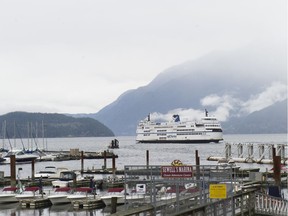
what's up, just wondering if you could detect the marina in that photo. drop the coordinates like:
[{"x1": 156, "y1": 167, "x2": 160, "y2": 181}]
[{"x1": 0, "y1": 134, "x2": 287, "y2": 215}]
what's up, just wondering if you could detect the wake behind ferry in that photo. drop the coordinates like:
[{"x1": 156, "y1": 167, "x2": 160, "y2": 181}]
[{"x1": 136, "y1": 110, "x2": 223, "y2": 143}]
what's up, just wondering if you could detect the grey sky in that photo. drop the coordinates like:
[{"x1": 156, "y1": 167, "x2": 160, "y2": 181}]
[{"x1": 0, "y1": 0, "x2": 286, "y2": 115}]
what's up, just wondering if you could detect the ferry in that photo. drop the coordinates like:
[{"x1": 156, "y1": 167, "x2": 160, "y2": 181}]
[{"x1": 136, "y1": 110, "x2": 223, "y2": 143}]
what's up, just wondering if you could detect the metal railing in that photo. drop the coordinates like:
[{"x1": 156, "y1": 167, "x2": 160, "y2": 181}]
[{"x1": 255, "y1": 192, "x2": 288, "y2": 216}]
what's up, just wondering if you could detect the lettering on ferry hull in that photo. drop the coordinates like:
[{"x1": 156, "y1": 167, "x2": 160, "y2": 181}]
[{"x1": 161, "y1": 165, "x2": 193, "y2": 178}]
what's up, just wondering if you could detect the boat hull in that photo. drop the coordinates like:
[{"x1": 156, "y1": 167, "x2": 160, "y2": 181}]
[
  {"x1": 0, "y1": 194, "x2": 18, "y2": 203},
  {"x1": 101, "y1": 195, "x2": 125, "y2": 206},
  {"x1": 137, "y1": 139, "x2": 222, "y2": 143},
  {"x1": 48, "y1": 195, "x2": 70, "y2": 205}
]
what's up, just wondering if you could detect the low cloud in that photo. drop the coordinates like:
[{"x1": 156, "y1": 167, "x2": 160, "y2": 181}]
[
  {"x1": 149, "y1": 82, "x2": 287, "y2": 122},
  {"x1": 240, "y1": 82, "x2": 287, "y2": 114}
]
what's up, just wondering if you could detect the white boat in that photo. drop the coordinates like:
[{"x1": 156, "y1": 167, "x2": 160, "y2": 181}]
[
  {"x1": 48, "y1": 187, "x2": 73, "y2": 205},
  {"x1": 0, "y1": 187, "x2": 19, "y2": 203},
  {"x1": 3, "y1": 149, "x2": 39, "y2": 163},
  {"x1": 52, "y1": 171, "x2": 83, "y2": 188},
  {"x1": 35, "y1": 166, "x2": 69, "y2": 179},
  {"x1": 136, "y1": 110, "x2": 223, "y2": 143},
  {"x1": 67, "y1": 187, "x2": 98, "y2": 203},
  {"x1": 125, "y1": 192, "x2": 147, "y2": 203},
  {"x1": 100, "y1": 187, "x2": 125, "y2": 206},
  {"x1": 15, "y1": 187, "x2": 44, "y2": 200}
]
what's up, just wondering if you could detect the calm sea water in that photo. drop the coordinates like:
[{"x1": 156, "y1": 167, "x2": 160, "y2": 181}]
[{"x1": 0, "y1": 134, "x2": 287, "y2": 215}]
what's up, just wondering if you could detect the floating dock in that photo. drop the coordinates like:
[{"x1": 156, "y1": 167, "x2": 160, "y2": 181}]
[
  {"x1": 20, "y1": 198, "x2": 52, "y2": 208},
  {"x1": 72, "y1": 198, "x2": 105, "y2": 209}
]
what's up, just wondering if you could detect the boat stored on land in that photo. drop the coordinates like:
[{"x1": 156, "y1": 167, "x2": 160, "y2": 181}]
[{"x1": 136, "y1": 110, "x2": 223, "y2": 143}]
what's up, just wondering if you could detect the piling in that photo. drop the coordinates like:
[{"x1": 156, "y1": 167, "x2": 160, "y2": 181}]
[
  {"x1": 195, "y1": 150, "x2": 200, "y2": 181},
  {"x1": 81, "y1": 151, "x2": 84, "y2": 173},
  {"x1": 112, "y1": 154, "x2": 116, "y2": 175},
  {"x1": 146, "y1": 150, "x2": 149, "y2": 167},
  {"x1": 10, "y1": 155, "x2": 16, "y2": 187},
  {"x1": 104, "y1": 151, "x2": 107, "y2": 169},
  {"x1": 273, "y1": 147, "x2": 281, "y2": 187},
  {"x1": 31, "y1": 159, "x2": 35, "y2": 181},
  {"x1": 110, "y1": 197, "x2": 118, "y2": 214}
]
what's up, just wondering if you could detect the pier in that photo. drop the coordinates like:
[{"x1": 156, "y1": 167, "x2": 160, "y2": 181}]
[{"x1": 207, "y1": 142, "x2": 288, "y2": 165}]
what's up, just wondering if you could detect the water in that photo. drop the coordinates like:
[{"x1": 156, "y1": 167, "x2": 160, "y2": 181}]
[{"x1": 0, "y1": 134, "x2": 287, "y2": 215}]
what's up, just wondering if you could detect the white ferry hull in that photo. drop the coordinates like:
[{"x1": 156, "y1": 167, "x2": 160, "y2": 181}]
[{"x1": 136, "y1": 111, "x2": 223, "y2": 143}]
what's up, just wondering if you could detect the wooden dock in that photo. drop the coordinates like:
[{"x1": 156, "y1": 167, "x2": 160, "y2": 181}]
[
  {"x1": 20, "y1": 198, "x2": 52, "y2": 208},
  {"x1": 72, "y1": 198, "x2": 105, "y2": 209}
]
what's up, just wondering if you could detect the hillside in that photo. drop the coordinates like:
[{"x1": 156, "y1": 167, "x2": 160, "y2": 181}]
[
  {"x1": 89, "y1": 43, "x2": 287, "y2": 135},
  {"x1": 0, "y1": 112, "x2": 114, "y2": 138}
]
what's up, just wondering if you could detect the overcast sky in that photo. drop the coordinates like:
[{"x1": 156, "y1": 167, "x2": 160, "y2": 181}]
[{"x1": 0, "y1": 0, "x2": 286, "y2": 115}]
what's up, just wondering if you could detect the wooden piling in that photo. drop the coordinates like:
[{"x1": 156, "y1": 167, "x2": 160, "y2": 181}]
[
  {"x1": 81, "y1": 151, "x2": 84, "y2": 173},
  {"x1": 10, "y1": 155, "x2": 16, "y2": 187},
  {"x1": 110, "y1": 197, "x2": 118, "y2": 214},
  {"x1": 146, "y1": 150, "x2": 149, "y2": 167},
  {"x1": 195, "y1": 150, "x2": 200, "y2": 181},
  {"x1": 104, "y1": 151, "x2": 107, "y2": 169},
  {"x1": 31, "y1": 159, "x2": 35, "y2": 181},
  {"x1": 112, "y1": 154, "x2": 116, "y2": 175}
]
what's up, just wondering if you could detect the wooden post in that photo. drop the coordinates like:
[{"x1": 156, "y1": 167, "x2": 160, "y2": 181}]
[
  {"x1": 110, "y1": 197, "x2": 117, "y2": 214},
  {"x1": 195, "y1": 150, "x2": 200, "y2": 180},
  {"x1": 103, "y1": 151, "x2": 107, "y2": 170},
  {"x1": 73, "y1": 172, "x2": 77, "y2": 189},
  {"x1": 10, "y1": 155, "x2": 16, "y2": 187},
  {"x1": 272, "y1": 147, "x2": 281, "y2": 187},
  {"x1": 112, "y1": 154, "x2": 116, "y2": 175},
  {"x1": 31, "y1": 159, "x2": 35, "y2": 181},
  {"x1": 146, "y1": 150, "x2": 149, "y2": 167},
  {"x1": 81, "y1": 151, "x2": 84, "y2": 174},
  {"x1": 146, "y1": 150, "x2": 150, "y2": 180}
]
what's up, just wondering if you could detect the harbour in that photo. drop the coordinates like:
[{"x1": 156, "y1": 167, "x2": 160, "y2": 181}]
[{"x1": 0, "y1": 134, "x2": 287, "y2": 215}]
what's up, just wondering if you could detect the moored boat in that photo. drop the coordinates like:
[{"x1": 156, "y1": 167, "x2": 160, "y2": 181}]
[
  {"x1": 66, "y1": 187, "x2": 98, "y2": 203},
  {"x1": 15, "y1": 187, "x2": 44, "y2": 200},
  {"x1": 136, "y1": 110, "x2": 223, "y2": 143},
  {"x1": 0, "y1": 187, "x2": 19, "y2": 203},
  {"x1": 3, "y1": 149, "x2": 39, "y2": 163},
  {"x1": 48, "y1": 187, "x2": 73, "y2": 205},
  {"x1": 100, "y1": 187, "x2": 125, "y2": 206}
]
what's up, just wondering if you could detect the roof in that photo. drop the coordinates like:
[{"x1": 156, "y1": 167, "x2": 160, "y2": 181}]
[
  {"x1": 3, "y1": 187, "x2": 17, "y2": 192},
  {"x1": 25, "y1": 187, "x2": 39, "y2": 191},
  {"x1": 75, "y1": 187, "x2": 92, "y2": 193},
  {"x1": 55, "y1": 187, "x2": 71, "y2": 192}
]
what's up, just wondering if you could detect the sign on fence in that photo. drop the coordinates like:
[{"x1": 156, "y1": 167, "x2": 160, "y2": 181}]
[
  {"x1": 209, "y1": 184, "x2": 227, "y2": 199},
  {"x1": 161, "y1": 166, "x2": 193, "y2": 178}
]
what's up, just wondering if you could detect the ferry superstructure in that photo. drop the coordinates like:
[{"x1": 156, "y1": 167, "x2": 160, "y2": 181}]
[{"x1": 136, "y1": 110, "x2": 223, "y2": 143}]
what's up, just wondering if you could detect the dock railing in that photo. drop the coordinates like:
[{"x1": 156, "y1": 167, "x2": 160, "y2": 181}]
[{"x1": 255, "y1": 192, "x2": 288, "y2": 216}]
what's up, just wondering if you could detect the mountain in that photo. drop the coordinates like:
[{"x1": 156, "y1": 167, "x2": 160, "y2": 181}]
[
  {"x1": 222, "y1": 100, "x2": 287, "y2": 134},
  {"x1": 89, "y1": 42, "x2": 287, "y2": 135},
  {"x1": 0, "y1": 112, "x2": 114, "y2": 138}
]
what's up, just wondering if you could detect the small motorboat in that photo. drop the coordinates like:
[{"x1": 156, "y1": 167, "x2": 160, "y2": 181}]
[
  {"x1": 100, "y1": 187, "x2": 125, "y2": 206},
  {"x1": 0, "y1": 187, "x2": 19, "y2": 203},
  {"x1": 52, "y1": 171, "x2": 83, "y2": 188},
  {"x1": 48, "y1": 187, "x2": 73, "y2": 205},
  {"x1": 35, "y1": 166, "x2": 69, "y2": 179},
  {"x1": 15, "y1": 187, "x2": 43, "y2": 200},
  {"x1": 108, "y1": 139, "x2": 119, "y2": 149},
  {"x1": 67, "y1": 187, "x2": 97, "y2": 203}
]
